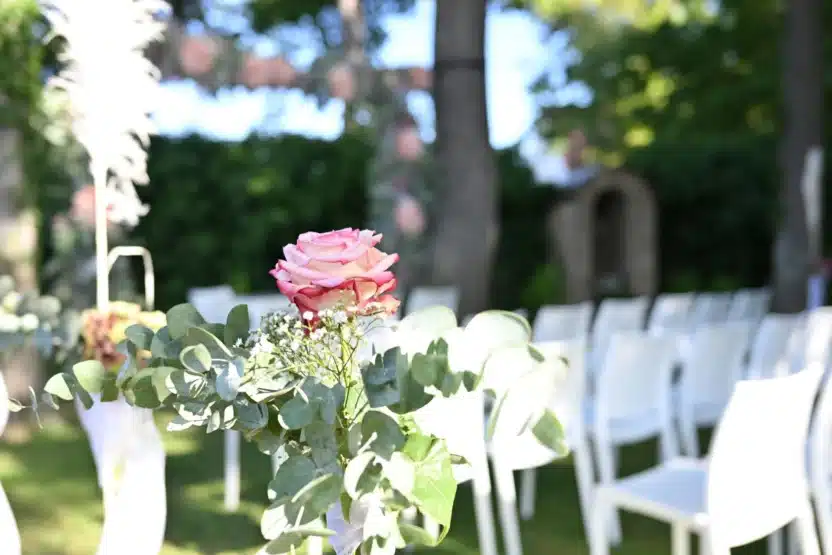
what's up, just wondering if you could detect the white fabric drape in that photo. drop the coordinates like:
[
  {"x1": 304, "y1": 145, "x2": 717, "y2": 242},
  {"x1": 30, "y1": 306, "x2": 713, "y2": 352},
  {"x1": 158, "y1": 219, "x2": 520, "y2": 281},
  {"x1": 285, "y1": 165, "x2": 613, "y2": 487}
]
[
  {"x1": 0, "y1": 371, "x2": 22, "y2": 555},
  {"x1": 76, "y1": 394, "x2": 166, "y2": 555}
]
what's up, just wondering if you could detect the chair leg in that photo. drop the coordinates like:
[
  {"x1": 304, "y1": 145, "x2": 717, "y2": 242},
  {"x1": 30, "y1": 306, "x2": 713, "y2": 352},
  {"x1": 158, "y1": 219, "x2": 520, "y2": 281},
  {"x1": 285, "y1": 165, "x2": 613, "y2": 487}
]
[
  {"x1": 223, "y1": 430, "x2": 240, "y2": 512},
  {"x1": 519, "y1": 469, "x2": 537, "y2": 521},
  {"x1": 769, "y1": 529, "x2": 785, "y2": 555},
  {"x1": 815, "y1": 484, "x2": 832, "y2": 555},
  {"x1": 672, "y1": 524, "x2": 690, "y2": 555},
  {"x1": 788, "y1": 522, "x2": 800, "y2": 555},
  {"x1": 680, "y1": 414, "x2": 699, "y2": 457},
  {"x1": 573, "y1": 439, "x2": 596, "y2": 539},
  {"x1": 795, "y1": 502, "x2": 821, "y2": 555},
  {"x1": 589, "y1": 490, "x2": 611, "y2": 555},
  {"x1": 471, "y1": 470, "x2": 500, "y2": 555},
  {"x1": 492, "y1": 456, "x2": 524, "y2": 555},
  {"x1": 594, "y1": 437, "x2": 622, "y2": 545}
]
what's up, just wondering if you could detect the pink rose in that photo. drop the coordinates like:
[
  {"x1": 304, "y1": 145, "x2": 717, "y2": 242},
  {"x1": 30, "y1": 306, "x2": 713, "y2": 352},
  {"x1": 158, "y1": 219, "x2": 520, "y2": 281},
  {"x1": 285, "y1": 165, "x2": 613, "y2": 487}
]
[
  {"x1": 270, "y1": 229, "x2": 400, "y2": 317},
  {"x1": 328, "y1": 64, "x2": 356, "y2": 101},
  {"x1": 179, "y1": 36, "x2": 218, "y2": 77},
  {"x1": 395, "y1": 127, "x2": 424, "y2": 161},
  {"x1": 71, "y1": 185, "x2": 116, "y2": 229}
]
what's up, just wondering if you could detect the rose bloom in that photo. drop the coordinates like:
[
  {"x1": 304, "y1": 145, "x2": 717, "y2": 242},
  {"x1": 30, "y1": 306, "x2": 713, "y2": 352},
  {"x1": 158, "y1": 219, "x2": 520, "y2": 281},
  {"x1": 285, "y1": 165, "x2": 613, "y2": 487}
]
[
  {"x1": 270, "y1": 229, "x2": 400, "y2": 317},
  {"x1": 241, "y1": 53, "x2": 270, "y2": 88}
]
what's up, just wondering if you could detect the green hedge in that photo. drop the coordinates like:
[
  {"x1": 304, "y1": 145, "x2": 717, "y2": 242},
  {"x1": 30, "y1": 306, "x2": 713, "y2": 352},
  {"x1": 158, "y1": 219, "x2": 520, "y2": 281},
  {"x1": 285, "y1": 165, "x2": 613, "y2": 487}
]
[{"x1": 55, "y1": 134, "x2": 826, "y2": 312}]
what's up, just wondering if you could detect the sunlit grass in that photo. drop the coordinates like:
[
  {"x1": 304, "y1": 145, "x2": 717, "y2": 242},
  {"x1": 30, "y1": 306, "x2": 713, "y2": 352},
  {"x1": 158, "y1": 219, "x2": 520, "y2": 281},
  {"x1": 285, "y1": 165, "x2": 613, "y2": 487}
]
[{"x1": 2, "y1": 414, "x2": 767, "y2": 555}]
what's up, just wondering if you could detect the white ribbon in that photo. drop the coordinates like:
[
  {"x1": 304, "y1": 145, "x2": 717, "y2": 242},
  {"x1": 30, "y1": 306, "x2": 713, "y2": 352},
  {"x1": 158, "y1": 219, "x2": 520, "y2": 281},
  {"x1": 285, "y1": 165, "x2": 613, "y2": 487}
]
[
  {"x1": 76, "y1": 394, "x2": 166, "y2": 555},
  {"x1": 0, "y1": 371, "x2": 22, "y2": 555}
]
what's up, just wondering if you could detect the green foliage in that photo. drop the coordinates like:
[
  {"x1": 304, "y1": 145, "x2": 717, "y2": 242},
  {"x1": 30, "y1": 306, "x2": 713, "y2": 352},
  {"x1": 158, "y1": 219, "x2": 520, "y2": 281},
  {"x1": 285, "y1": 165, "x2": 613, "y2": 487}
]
[{"x1": 20, "y1": 301, "x2": 567, "y2": 554}]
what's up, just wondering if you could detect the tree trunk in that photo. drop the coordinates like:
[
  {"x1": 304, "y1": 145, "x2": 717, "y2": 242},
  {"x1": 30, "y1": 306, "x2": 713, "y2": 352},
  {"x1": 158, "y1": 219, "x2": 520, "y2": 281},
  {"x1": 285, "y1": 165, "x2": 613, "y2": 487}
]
[
  {"x1": 772, "y1": 0, "x2": 824, "y2": 313},
  {"x1": 432, "y1": 0, "x2": 498, "y2": 317}
]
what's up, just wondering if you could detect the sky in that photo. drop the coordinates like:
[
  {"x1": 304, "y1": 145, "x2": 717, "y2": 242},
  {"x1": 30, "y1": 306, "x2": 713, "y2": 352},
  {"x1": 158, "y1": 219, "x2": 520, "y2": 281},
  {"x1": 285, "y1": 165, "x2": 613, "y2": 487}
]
[{"x1": 152, "y1": 0, "x2": 563, "y2": 151}]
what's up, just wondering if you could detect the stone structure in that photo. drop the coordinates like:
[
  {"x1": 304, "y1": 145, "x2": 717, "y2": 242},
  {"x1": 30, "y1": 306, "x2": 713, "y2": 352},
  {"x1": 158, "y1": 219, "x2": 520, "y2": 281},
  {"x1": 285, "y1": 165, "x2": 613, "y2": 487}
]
[{"x1": 549, "y1": 170, "x2": 657, "y2": 302}]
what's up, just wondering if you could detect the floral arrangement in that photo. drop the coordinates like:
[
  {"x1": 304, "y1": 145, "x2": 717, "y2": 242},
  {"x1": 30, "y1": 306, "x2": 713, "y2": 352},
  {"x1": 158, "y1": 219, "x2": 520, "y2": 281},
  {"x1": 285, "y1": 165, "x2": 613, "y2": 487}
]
[
  {"x1": 79, "y1": 301, "x2": 166, "y2": 372},
  {"x1": 0, "y1": 275, "x2": 66, "y2": 355},
  {"x1": 23, "y1": 229, "x2": 565, "y2": 554}
]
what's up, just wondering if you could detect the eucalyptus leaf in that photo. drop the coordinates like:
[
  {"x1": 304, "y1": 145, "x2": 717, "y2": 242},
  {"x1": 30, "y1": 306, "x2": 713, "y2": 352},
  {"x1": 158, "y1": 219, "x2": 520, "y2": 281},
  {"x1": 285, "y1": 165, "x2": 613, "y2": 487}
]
[
  {"x1": 235, "y1": 398, "x2": 269, "y2": 430},
  {"x1": 255, "y1": 429, "x2": 284, "y2": 456},
  {"x1": 361, "y1": 348, "x2": 431, "y2": 414},
  {"x1": 225, "y1": 304, "x2": 250, "y2": 346},
  {"x1": 44, "y1": 372, "x2": 73, "y2": 401},
  {"x1": 278, "y1": 395, "x2": 316, "y2": 430},
  {"x1": 361, "y1": 410, "x2": 406, "y2": 460},
  {"x1": 180, "y1": 344, "x2": 212, "y2": 374},
  {"x1": 166, "y1": 303, "x2": 206, "y2": 340},
  {"x1": 125, "y1": 324, "x2": 154, "y2": 350},
  {"x1": 184, "y1": 326, "x2": 232, "y2": 359},
  {"x1": 71, "y1": 359, "x2": 108, "y2": 394},
  {"x1": 344, "y1": 451, "x2": 379, "y2": 499},
  {"x1": 216, "y1": 357, "x2": 244, "y2": 401},
  {"x1": 268, "y1": 455, "x2": 316, "y2": 501},
  {"x1": 531, "y1": 408, "x2": 569, "y2": 456}
]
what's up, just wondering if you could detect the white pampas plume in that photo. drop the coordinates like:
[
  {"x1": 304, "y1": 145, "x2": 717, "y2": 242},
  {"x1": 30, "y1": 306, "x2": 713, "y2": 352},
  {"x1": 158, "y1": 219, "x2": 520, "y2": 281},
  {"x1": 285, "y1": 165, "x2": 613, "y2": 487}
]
[
  {"x1": 40, "y1": 0, "x2": 168, "y2": 309},
  {"x1": 40, "y1": 0, "x2": 168, "y2": 227}
]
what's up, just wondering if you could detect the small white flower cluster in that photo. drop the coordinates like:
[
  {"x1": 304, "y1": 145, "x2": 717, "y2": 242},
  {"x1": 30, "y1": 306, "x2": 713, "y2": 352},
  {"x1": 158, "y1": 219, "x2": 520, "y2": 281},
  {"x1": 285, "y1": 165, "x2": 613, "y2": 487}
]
[{"x1": 244, "y1": 305, "x2": 365, "y2": 385}]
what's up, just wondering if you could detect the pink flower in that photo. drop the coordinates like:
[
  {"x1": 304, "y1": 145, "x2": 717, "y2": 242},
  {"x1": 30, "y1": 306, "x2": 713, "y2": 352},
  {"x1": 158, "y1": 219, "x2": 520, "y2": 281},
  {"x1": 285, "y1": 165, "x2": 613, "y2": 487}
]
[
  {"x1": 70, "y1": 185, "x2": 116, "y2": 229},
  {"x1": 395, "y1": 195, "x2": 426, "y2": 237},
  {"x1": 270, "y1": 229, "x2": 400, "y2": 317}
]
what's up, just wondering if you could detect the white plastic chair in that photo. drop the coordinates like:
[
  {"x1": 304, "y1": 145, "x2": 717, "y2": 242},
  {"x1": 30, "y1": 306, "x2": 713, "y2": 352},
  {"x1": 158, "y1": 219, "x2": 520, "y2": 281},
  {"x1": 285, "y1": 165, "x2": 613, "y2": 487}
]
[
  {"x1": 786, "y1": 308, "x2": 832, "y2": 374},
  {"x1": 809, "y1": 371, "x2": 832, "y2": 555},
  {"x1": 591, "y1": 332, "x2": 680, "y2": 545},
  {"x1": 589, "y1": 368, "x2": 823, "y2": 555},
  {"x1": 488, "y1": 339, "x2": 591, "y2": 555},
  {"x1": 677, "y1": 322, "x2": 753, "y2": 457},
  {"x1": 0, "y1": 372, "x2": 21, "y2": 555},
  {"x1": 648, "y1": 293, "x2": 694, "y2": 335},
  {"x1": 531, "y1": 302, "x2": 593, "y2": 342},
  {"x1": 588, "y1": 297, "x2": 649, "y2": 386},
  {"x1": 745, "y1": 314, "x2": 803, "y2": 380},
  {"x1": 728, "y1": 288, "x2": 770, "y2": 322},
  {"x1": 412, "y1": 390, "x2": 499, "y2": 555},
  {"x1": 186, "y1": 285, "x2": 236, "y2": 324},
  {"x1": 689, "y1": 292, "x2": 732, "y2": 328},
  {"x1": 236, "y1": 293, "x2": 291, "y2": 330},
  {"x1": 404, "y1": 286, "x2": 459, "y2": 316}
]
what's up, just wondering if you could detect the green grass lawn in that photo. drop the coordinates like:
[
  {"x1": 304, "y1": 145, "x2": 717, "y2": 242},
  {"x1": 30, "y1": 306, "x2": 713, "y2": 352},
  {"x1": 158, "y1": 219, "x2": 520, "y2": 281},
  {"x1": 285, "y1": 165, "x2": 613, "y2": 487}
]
[{"x1": 1, "y1": 414, "x2": 767, "y2": 555}]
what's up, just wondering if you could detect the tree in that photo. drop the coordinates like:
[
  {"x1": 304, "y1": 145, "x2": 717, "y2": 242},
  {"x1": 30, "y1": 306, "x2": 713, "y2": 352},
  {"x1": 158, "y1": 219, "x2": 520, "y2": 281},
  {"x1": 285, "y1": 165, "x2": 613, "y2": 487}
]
[{"x1": 431, "y1": 0, "x2": 498, "y2": 316}]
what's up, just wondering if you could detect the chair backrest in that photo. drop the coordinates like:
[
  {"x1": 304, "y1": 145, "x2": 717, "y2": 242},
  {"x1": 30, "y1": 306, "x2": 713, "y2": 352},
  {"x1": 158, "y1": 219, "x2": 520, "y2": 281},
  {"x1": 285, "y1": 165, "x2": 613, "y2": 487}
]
[
  {"x1": 728, "y1": 288, "x2": 770, "y2": 322},
  {"x1": 810, "y1": 370, "x2": 832, "y2": 519},
  {"x1": 405, "y1": 286, "x2": 459, "y2": 316},
  {"x1": 237, "y1": 293, "x2": 291, "y2": 330},
  {"x1": 689, "y1": 292, "x2": 732, "y2": 327},
  {"x1": 647, "y1": 293, "x2": 694, "y2": 335},
  {"x1": 594, "y1": 332, "x2": 678, "y2": 425},
  {"x1": 707, "y1": 368, "x2": 823, "y2": 549},
  {"x1": 680, "y1": 322, "x2": 753, "y2": 409},
  {"x1": 787, "y1": 307, "x2": 832, "y2": 372},
  {"x1": 187, "y1": 285, "x2": 236, "y2": 324},
  {"x1": 532, "y1": 302, "x2": 593, "y2": 342},
  {"x1": 746, "y1": 314, "x2": 802, "y2": 380},
  {"x1": 590, "y1": 297, "x2": 649, "y2": 372},
  {"x1": 535, "y1": 338, "x2": 588, "y2": 441}
]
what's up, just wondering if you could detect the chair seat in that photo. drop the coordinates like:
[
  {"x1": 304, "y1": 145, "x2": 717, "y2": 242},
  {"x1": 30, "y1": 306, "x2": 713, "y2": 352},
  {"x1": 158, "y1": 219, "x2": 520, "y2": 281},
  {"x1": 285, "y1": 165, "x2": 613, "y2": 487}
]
[{"x1": 598, "y1": 458, "x2": 710, "y2": 529}]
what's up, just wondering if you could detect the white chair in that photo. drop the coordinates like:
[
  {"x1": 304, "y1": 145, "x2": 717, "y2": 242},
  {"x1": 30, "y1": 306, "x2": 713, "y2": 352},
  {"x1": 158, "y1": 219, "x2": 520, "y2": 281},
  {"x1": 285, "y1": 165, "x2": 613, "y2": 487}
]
[
  {"x1": 728, "y1": 288, "x2": 770, "y2": 322},
  {"x1": 786, "y1": 307, "x2": 832, "y2": 373},
  {"x1": 589, "y1": 297, "x2": 649, "y2": 385},
  {"x1": 689, "y1": 292, "x2": 732, "y2": 328},
  {"x1": 589, "y1": 368, "x2": 823, "y2": 555},
  {"x1": 236, "y1": 293, "x2": 291, "y2": 330},
  {"x1": 745, "y1": 314, "x2": 803, "y2": 380},
  {"x1": 591, "y1": 332, "x2": 681, "y2": 544},
  {"x1": 531, "y1": 302, "x2": 593, "y2": 342},
  {"x1": 488, "y1": 339, "x2": 592, "y2": 555},
  {"x1": 186, "y1": 285, "x2": 236, "y2": 324},
  {"x1": 405, "y1": 286, "x2": 459, "y2": 316},
  {"x1": 0, "y1": 372, "x2": 21, "y2": 555},
  {"x1": 809, "y1": 370, "x2": 832, "y2": 555},
  {"x1": 677, "y1": 322, "x2": 753, "y2": 457},
  {"x1": 648, "y1": 293, "x2": 694, "y2": 335},
  {"x1": 412, "y1": 390, "x2": 499, "y2": 555}
]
